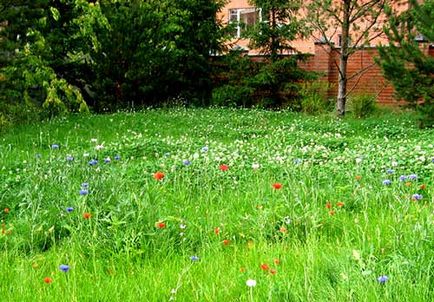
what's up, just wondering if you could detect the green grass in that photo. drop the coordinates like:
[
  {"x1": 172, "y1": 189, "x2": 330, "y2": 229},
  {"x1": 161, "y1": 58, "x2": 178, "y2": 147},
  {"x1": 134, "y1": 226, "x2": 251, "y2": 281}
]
[{"x1": 0, "y1": 108, "x2": 433, "y2": 301}]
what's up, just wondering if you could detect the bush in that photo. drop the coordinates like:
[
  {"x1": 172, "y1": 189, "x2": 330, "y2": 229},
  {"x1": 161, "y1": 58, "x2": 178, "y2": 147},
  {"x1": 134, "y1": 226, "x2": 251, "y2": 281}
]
[
  {"x1": 300, "y1": 81, "x2": 333, "y2": 114},
  {"x1": 348, "y1": 94, "x2": 377, "y2": 118}
]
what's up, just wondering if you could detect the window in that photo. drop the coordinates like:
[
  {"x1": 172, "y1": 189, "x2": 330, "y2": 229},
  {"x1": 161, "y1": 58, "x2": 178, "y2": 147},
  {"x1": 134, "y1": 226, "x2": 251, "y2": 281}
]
[{"x1": 228, "y1": 8, "x2": 262, "y2": 38}]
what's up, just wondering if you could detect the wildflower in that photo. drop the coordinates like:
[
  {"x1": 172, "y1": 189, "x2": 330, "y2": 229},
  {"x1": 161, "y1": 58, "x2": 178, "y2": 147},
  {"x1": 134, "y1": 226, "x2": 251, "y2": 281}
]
[
  {"x1": 83, "y1": 212, "x2": 91, "y2": 219},
  {"x1": 104, "y1": 157, "x2": 111, "y2": 164},
  {"x1": 182, "y1": 160, "x2": 191, "y2": 166},
  {"x1": 420, "y1": 184, "x2": 426, "y2": 190},
  {"x1": 81, "y1": 182, "x2": 89, "y2": 188},
  {"x1": 355, "y1": 175, "x2": 362, "y2": 181},
  {"x1": 270, "y1": 269, "x2": 277, "y2": 275},
  {"x1": 4, "y1": 208, "x2": 9, "y2": 214},
  {"x1": 408, "y1": 174, "x2": 418, "y2": 180},
  {"x1": 79, "y1": 189, "x2": 89, "y2": 196},
  {"x1": 399, "y1": 175, "x2": 407, "y2": 182},
  {"x1": 240, "y1": 267, "x2": 246, "y2": 273},
  {"x1": 95, "y1": 144, "x2": 104, "y2": 151},
  {"x1": 153, "y1": 171, "x2": 165, "y2": 181},
  {"x1": 392, "y1": 161, "x2": 398, "y2": 167},
  {"x1": 43, "y1": 277, "x2": 53, "y2": 284},
  {"x1": 66, "y1": 155, "x2": 74, "y2": 161},
  {"x1": 114, "y1": 155, "x2": 121, "y2": 161},
  {"x1": 329, "y1": 210, "x2": 335, "y2": 216},
  {"x1": 382, "y1": 179, "x2": 392, "y2": 186},
  {"x1": 59, "y1": 264, "x2": 70, "y2": 273},
  {"x1": 219, "y1": 164, "x2": 229, "y2": 172},
  {"x1": 88, "y1": 159, "x2": 98, "y2": 166},
  {"x1": 325, "y1": 202, "x2": 332, "y2": 209},
  {"x1": 386, "y1": 169, "x2": 395, "y2": 174},
  {"x1": 377, "y1": 275, "x2": 389, "y2": 284},
  {"x1": 272, "y1": 183, "x2": 282, "y2": 190},
  {"x1": 223, "y1": 239, "x2": 231, "y2": 246},
  {"x1": 246, "y1": 279, "x2": 257, "y2": 287},
  {"x1": 156, "y1": 221, "x2": 166, "y2": 229},
  {"x1": 293, "y1": 158, "x2": 302, "y2": 165},
  {"x1": 260, "y1": 263, "x2": 269, "y2": 271},
  {"x1": 90, "y1": 138, "x2": 97, "y2": 143},
  {"x1": 279, "y1": 226, "x2": 287, "y2": 233},
  {"x1": 66, "y1": 207, "x2": 74, "y2": 213},
  {"x1": 51, "y1": 144, "x2": 59, "y2": 149},
  {"x1": 201, "y1": 146, "x2": 209, "y2": 153},
  {"x1": 214, "y1": 227, "x2": 220, "y2": 235},
  {"x1": 412, "y1": 194, "x2": 423, "y2": 201},
  {"x1": 179, "y1": 224, "x2": 187, "y2": 229},
  {"x1": 190, "y1": 256, "x2": 200, "y2": 261},
  {"x1": 405, "y1": 181, "x2": 412, "y2": 187},
  {"x1": 273, "y1": 259, "x2": 280, "y2": 265},
  {"x1": 336, "y1": 202, "x2": 345, "y2": 207},
  {"x1": 251, "y1": 163, "x2": 260, "y2": 170}
]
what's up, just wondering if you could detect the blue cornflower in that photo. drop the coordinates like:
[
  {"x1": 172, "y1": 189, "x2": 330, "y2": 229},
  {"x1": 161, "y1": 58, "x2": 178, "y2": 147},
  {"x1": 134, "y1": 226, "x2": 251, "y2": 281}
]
[
  {"x1": 383, "y1": 179, "x2": 392, "y2": 186},
  {"x1": 81, "y1": 182, "x2": 89, "y2": 188},
  {"x1": 59, "y1": 264, "x2": 70, "y2": 272},
  {"x1": 182, "y1": 160, "x2": 191, "y2": 166},
  {"x1": 88, "y1": 159, "x2": 98, "y2": 166},
  {"x1": 66, "y1": 155, "x2": 74, "y2": 161},
  {"x1": 104, "y1": 157, "x2": 111, "y2": 164},
  {"x1": 66, "y1": 207, "x2": 74, "y2": 213},
  {"x1": 408, "y1": 174, "x2": 418, "y2": 180},
  {"x1": 79, "y1": 189, "x2": 89, "y2": 195},
  {"x1": 377, "y1": 275, "x2": 388, "y2": 284},
  {"x1": 190, "y1": 256, "x2": 200, "y2": 261},
  {"x1": 51, "y1": 144, "x2": 60, "y2": 149},
  {"x1": 114, "y1": 155, "x2": 121, "y2": 161},
  {"x1": 201, "y1": 146, "x2": 209, "y2": 153},
  {"x1": 412, "y1": 194, "x2": 423, "y2": 201},
  {"x1": 386, "y1": 169, "x2": 395, "y2": 174},
  {"x1": 399, "y1": 175, "x2": 407, "y2": 182}
]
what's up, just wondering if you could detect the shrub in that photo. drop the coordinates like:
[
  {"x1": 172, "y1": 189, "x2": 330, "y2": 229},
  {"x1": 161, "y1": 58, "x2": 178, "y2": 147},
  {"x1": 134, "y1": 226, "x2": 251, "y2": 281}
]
[
  {"x1": 300, "y1": 81, "x2": 333, "y2": 114},
  {"x1": 348, "y1": 94, "x2": 377, "y2": 118}
]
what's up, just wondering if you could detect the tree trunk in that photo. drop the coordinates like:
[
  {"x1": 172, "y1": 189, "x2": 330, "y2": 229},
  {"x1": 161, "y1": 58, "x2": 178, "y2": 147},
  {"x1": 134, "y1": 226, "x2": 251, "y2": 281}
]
[{"x1": 337, "y1": 0, "x2": 351, "y2": 117}]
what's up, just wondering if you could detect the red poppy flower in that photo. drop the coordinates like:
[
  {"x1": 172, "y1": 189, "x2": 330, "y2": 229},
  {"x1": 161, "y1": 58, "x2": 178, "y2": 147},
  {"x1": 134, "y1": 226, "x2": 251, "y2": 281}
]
[
  {"x1": 279, "y1": 226, "x2": 287, "y2": 233},
  {"x1": 273, "y1": 258, "x2": 280, "y2": 265},
  {"x1": 325, "y1": 202, "x2": 332, "y2": 209},
  {"x1": 355, "y1": 175, "x2": 362, "y2": 181},
  {"x1": 153, "y1": 171, "x2": 165, "y2": 181},
  {"x1": 83, "y1": 212, "x2": 92, "y2": 219},
  {"x1": 156, "y1": 221, "x2": 166, "y2": 229},
  {"x1": 4, "y1": 208, "x2": 9, "y2": 214},
  {"x1": 420, "y1": 184, "x2": 426, "y2": 190},
  {"x1": 260, "y1": 263, "x2": 270, "y2": 271},
  {"x1": 214, "y1": 227, "x2": 220, "y2": 235},
  {"x1": 43, "y1": 277, "x2": 53, "y2": 284},
  {"x1": 336, "y1": 202, "x2": 344, "y2": 207},
  {"x1": 223, "y1": 239, "x2": 231, "y2": 246},
  {"x1": 329, "y1": 210, "x2": 335, "y2": 216},
  {"x1": 272, "y1": 183, "x2": 282, "y2": 190},
  {"x1": 219, "y1": 164, "x2": 229, "y2": 172},
  {"x1": 270, "y1": 269, "x2": 277, "y2": 275}
]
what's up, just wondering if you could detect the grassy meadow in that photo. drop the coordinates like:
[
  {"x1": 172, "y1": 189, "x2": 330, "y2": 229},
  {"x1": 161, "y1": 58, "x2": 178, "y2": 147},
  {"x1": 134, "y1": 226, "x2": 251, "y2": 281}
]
[{"x1": 1, "y1": 108, "x2": 433, "y2": 301}]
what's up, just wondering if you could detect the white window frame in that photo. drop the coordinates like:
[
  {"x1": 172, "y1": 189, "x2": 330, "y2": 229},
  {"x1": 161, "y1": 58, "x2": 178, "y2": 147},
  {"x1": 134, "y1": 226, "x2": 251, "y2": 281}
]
[{"x1": 229, "y1": 7, "x2": 262, "y2": 38}]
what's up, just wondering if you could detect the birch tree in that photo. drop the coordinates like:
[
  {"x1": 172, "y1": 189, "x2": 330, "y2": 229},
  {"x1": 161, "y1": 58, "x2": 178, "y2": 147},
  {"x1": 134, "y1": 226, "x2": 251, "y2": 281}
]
[{"x1": 306, "y1": 0, "x2": 391, "y2": 116}]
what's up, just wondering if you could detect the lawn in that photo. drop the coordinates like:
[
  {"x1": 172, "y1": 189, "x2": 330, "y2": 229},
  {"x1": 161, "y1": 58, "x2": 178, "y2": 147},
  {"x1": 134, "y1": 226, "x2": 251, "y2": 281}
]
[{"x1": 1, "y1": 108, "x2": 433, "y2": 301}]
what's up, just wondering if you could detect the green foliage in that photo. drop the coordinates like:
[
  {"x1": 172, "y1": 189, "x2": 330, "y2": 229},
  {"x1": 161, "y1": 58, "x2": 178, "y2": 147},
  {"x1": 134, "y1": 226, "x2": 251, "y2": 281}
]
[
  {"x1": 348, "y1": 94, "x2": 377, "y2": 118},
  {"x1": 299, "y1": 81, "x2": 333, "y2": 114},
  {"x1": 212, "y1": 52, "x2": 317, "y2": 108},
  {"x1": 378, "y1": 0, "x2": 434, "y2": 128}
]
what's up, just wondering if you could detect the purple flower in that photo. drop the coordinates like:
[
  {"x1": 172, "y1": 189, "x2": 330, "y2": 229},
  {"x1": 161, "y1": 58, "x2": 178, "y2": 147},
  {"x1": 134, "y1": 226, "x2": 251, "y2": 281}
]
[
  {"x1": 383, "y1": 179, "x2": 392, "y2": 186},
  {"x1": 190, "y1": 256, "x2": 200, "y2": 261},
  {"x1": 51, "y1": 144, "x2": 60, "y2": 150},
  {"x1": 104, "y1": 157, "x2": 111, "y2": 164},
  {"x1": 201, "y1": 146, "x2": 209, "y2": 153},
  {"x1": 81, "y1": 182, "x2": 89, "y2": 188},
  {"x1": 114, "y1": 155, "x2": 121, "y2": 161},
  {"x1": 59, "y1": 264, "x2": 70, "y2": 272},
  {"x1": 377, "y1": 275, "x2": 388, "y2": 284},
  {"x1": 66, "y1": 207, "x2": 74, "y2": 213},
  {"x1": 182, "y1": 160, "x2": 191, "y2": 166},
  {"x1": 66, "y1": 155, "x2": 74, "y2": 161},
  {"x1": 408, "y1": 174, "x2": 418, "y2": 180},
  {"x1": 88, "y1": 159, "x2": 98, "y2": 166},
  {"x1": 386, "y1": 169, "x2": 395, "y2": 174},
  {"x1": 79, "y1": 189, "x2": 89, "y2": 195},
  {"x1": 412, "y1": 194, "x2": 423, "y2": 201},
  {"x1": 399, "y1": 175, "x2": 407, "y2": 182}
]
